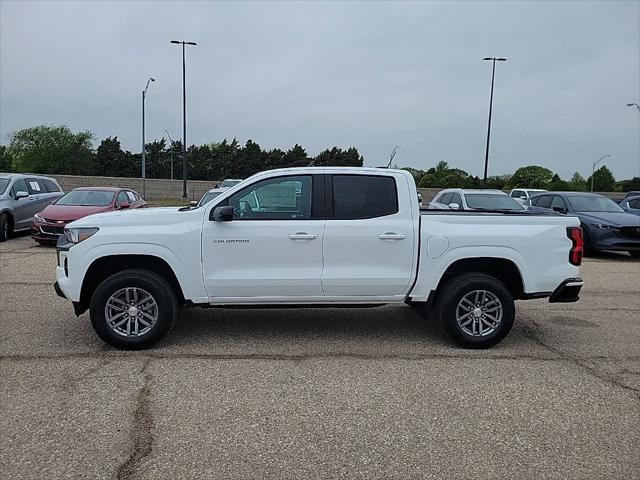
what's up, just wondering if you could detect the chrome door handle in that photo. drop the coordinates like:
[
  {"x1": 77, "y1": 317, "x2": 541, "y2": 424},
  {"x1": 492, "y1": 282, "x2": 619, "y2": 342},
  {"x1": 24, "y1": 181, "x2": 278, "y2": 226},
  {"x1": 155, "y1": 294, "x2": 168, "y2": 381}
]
[
  {"x1": 289, "y1": 232, "x2": 317, "y2": 240},
  {"x1": 379, "y1": 233, "x2": 406, "y2": 240}
]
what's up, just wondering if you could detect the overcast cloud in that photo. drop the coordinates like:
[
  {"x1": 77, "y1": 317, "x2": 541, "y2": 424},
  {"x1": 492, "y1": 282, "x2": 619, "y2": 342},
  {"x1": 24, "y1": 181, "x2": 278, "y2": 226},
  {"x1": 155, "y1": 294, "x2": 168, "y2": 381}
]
[{"x1": 1, "y1": 0, "x2": 639, "y2": 179}]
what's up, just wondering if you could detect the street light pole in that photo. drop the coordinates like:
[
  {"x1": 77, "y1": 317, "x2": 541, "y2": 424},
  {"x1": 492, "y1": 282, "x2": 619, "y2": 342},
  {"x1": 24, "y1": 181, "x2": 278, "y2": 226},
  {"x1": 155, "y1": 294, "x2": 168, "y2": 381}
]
[
  {"x1": 591, "y1": 154, "x2": 611, "y2": 192},
  {"x1": 141, "y1": 77, "x2": 155, "y2": 199},
  {"x1": 171, "y1": 40, "x2": 197, "y2": 198},
  {"x1": 164, "y1": 129, "x2": 174, "y2": 180},
  {"x1": 482, "y1": 57, "x2": 507, "y2": 186}
]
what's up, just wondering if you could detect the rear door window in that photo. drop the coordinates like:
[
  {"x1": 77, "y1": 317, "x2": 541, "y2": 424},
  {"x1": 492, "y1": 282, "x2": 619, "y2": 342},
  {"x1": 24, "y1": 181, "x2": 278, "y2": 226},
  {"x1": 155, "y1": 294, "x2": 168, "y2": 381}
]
[
  {"x1": 536, "y1": 195, "x2": 552, "y2": 208},
  {"x1": 439, "y1": 193, "x2": 453, "y2": 205},
  {"x1": 43, "y1": 179, "x2": 61, "y2": 192},
  {"x1": 331, "y1": 175, "x2": 398, "y2": 219},
  {"x1": 26, "y1": 178, "x2": 45, "y2": 195}
]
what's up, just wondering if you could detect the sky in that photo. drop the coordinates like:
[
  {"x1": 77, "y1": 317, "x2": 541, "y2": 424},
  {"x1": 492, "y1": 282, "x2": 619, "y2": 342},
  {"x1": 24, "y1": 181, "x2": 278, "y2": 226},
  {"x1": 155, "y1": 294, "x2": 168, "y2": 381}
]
[{"x1": 1, "y1": 0, "x2": 639, "y2": 179}]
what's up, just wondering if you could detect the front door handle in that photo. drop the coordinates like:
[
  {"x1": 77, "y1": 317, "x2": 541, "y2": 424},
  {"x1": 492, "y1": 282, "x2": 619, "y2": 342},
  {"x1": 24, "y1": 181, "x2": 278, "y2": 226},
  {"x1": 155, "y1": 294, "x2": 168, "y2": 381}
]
[
  {"x1": 379, "y1": 233, "x2": 406, "y2": 240},
  {"x1": 289, "y1": 232, "x2": 317, "y2": 240}
]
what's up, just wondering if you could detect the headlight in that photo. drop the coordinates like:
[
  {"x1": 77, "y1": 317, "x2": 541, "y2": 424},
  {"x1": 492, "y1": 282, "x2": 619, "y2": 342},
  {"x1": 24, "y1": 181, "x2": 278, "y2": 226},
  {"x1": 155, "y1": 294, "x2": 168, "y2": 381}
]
[
  {"x1": 33, "y1": 213, "x2": 46, "y2": 223},
  {"x1": 64, "y1": 227, "x2": 99, "y2": 244},
  {"x1": 592, "y1": 223, "x2": 618, "y2": 230}
]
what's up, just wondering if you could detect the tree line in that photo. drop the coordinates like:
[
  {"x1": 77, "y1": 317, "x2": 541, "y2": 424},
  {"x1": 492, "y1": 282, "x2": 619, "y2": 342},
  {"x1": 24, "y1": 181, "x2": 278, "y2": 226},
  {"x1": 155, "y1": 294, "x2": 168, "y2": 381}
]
[
  {"x1": 403, "y1": 161, "x2": 639, "y2": 192},
  {"x1": 0, "y1": 125, "x2": 363, "y2": 180},
  {"x1": 1, "y1": 125, "x2": 638, "y2": 192}
]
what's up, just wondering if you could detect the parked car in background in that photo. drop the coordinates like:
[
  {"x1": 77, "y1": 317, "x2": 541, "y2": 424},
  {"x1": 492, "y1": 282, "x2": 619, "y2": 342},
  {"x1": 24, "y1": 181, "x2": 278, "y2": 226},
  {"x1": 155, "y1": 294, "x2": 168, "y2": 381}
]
[
  {"x1": 509, "y1": 188, "x2": 547, "y2": 205},
  {"x1": 31, "y1": 187, "x2": 145, "y2": 244},
  {"x1": 417, "y1": 191, "x2": 423, "y2": 207},
  {"x1": 618, "y1": 195, "x2": 640, "y2": 217},
  {"x1": 429, "y1": 189, "x2": 525, "y2": 212},
  {"x1": 220, "y1": 179, "x2": 243, "y2": 188},
  {"x1": 191, "y1": 187, "x2": 229, "y2": 208},
  {"x1": 529, "y1": 191, "x2": 640, "y2": 257},
  {"x1": 620, "y1": 191, "x2": 640, "y2": 203},
  {"x1": 0, "y1": 173, "x2": 64, "y2": 242}
]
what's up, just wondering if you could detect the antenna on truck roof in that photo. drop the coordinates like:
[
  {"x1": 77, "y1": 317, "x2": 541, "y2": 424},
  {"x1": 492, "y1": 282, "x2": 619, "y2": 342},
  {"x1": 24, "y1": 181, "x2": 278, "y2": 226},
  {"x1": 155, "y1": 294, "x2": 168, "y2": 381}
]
[{"x1": 385, "y1": 146, "x2": 399, "y2": 169}]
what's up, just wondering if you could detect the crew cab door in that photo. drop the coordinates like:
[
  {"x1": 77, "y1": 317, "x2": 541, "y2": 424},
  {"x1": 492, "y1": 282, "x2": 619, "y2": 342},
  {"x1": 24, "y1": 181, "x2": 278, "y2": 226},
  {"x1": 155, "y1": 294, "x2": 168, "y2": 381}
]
[
  {"x1": 322, "y1": 173, "x2": 416, "y2": 298},
  {"x1": 202, "y1": 174, "x2": 325, "y2": 300}
]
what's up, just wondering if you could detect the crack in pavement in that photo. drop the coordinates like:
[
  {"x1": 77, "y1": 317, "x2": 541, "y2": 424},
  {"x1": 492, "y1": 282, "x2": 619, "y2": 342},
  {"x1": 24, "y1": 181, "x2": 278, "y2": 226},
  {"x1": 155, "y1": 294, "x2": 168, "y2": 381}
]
[
  {"x1": 522, "y1": 318, "x2": 640, "y2": 397},
  {"x1": 2, "y1": 350, "x2": 640, "y2": 363},
  {"x1": 116, "y1": 358, "x2": 154, "y2": 480}
]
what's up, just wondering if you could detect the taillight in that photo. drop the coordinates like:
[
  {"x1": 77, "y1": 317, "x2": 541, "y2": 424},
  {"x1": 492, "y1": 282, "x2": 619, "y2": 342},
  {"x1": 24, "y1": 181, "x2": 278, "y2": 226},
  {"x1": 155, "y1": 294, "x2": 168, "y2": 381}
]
[{"x1": 567, "y1": 227, "x2": 583, "y2": 266}]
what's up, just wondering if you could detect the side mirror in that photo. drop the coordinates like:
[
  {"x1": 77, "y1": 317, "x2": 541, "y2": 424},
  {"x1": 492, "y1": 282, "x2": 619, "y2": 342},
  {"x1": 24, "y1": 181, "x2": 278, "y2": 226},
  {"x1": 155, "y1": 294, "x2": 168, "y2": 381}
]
[
  {"x1": 519, "y1": 195, "x2": 527, "y2": 200},
  {"x1": 552, "y1": 206, "x2": 566, "y2": 213},
  {"x1": 119, "y1": 201, "x2": 130, "y2": 209},
  {"x1": 212, "y1": 205, "x2": 234, "y2": 221},
  {"x1": 189, "y1": 201, "x2": 198, "y2": 207},
  {"x1": 448, "y1": 202, "x2": 461, "y2": 210},
  {"x1": 15, "y1": 191, "x2": 29, "y2": 200}
]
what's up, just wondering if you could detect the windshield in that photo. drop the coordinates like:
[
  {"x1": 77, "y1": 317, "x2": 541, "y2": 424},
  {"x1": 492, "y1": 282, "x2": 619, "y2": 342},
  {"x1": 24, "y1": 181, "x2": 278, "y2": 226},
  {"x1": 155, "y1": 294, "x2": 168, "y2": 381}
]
[
  {"x1": 198, "y1": 191, "x2": 222, "y2": 207},
  {"x1": 55, "y1": 190, "x2": 115, "y2": 206},
  {"x1": 0, "y1": 178, "x2": 9, "y2": 195},
  {"x1": 465, "y1": 194, "x2": 524, "y2": 211},
  {"x1": 567, "y1": 195, "x2": 624, "y2": 213},
  {"x1": 221, "y1": 179, "x2": 242, "y2": 188}
]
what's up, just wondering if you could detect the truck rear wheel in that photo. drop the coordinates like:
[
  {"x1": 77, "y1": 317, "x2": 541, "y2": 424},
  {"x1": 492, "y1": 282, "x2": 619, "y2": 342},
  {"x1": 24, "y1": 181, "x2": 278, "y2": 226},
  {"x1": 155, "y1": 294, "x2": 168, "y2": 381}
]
[
  {"x1": 436, "y1": 273, "x2": 514, "y2": 348},
  {"x1": 89, "y1": 269, "x2": 178, "y2": 350}
]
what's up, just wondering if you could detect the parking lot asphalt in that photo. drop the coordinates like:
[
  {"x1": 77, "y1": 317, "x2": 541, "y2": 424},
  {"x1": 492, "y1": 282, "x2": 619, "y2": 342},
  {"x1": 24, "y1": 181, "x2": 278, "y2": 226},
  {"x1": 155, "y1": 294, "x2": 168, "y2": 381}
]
[{"x1": 1, "y1": 234, "x2": 639, "y2": 479}]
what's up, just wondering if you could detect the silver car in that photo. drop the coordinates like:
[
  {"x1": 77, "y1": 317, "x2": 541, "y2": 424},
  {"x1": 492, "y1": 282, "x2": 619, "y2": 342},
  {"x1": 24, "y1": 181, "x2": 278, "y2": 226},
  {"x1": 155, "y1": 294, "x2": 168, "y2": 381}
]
[{"x1": 0, "y1": 173, "x2": 64, "y2": 242}]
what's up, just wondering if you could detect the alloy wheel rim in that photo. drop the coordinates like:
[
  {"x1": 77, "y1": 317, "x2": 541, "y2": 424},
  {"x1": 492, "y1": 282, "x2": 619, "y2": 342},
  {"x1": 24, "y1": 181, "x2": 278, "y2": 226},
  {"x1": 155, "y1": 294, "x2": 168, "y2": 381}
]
[
  {"x1": 105, "y1": 287, "x2": 158, "y2": 337},
  {"x1": 456, "y1": 289, "x2": 503, "y2": 337}
]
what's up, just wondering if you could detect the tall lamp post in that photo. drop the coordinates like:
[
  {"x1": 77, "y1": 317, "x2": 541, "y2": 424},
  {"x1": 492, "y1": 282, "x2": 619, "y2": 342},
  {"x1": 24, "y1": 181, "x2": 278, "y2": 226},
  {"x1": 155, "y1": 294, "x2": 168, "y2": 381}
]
[
  {"x1": 170, "y1": 40, "x2": 197, "y2": 198},
  {"x1": 482, "y1": 57, "x2": 507, "y2": 185},
  {"x1": 591, "y1": 154, "x2": 611, "y2": 192},
  {"x1": 141, "y1": 77, "x2": 155, "y2": 199},
  {"x1": 164, "y1": 129, "x2": 175, "y2": 180},
  {"x1": 627, "y1": 103, "x2": 640, "y2": 165}
]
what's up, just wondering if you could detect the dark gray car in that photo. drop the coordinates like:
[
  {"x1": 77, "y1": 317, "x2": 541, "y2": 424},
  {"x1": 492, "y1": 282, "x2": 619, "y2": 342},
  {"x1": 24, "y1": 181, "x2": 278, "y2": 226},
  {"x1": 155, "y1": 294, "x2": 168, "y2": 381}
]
[
  {"x1": 0, "y1": 174, "x2": 64, "y2": 242},
  {"x1": 529, "y1": 191, "x2": 640, "y2": 257}
]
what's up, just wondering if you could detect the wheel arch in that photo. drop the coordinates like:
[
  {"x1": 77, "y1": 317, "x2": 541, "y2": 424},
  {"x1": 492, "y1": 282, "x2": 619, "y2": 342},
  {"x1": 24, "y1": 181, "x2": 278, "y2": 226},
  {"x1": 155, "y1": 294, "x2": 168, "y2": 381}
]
[
  {"x1": 79, "y1": 254, "x2": 186, "y2": 314},
  {"x1": 423, "y1": 257, "x2": 525, "y2": 309}
]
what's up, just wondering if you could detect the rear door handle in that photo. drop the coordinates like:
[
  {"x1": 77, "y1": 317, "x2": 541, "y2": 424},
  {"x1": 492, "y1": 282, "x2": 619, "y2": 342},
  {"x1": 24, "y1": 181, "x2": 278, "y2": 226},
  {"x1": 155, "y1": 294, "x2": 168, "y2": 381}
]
[
  {"x1": 289, "y1": 232, "x2": 317, "y2": 240},
  {"x1": 379, "y1": 233, "x2": 406, "y2": 240}
]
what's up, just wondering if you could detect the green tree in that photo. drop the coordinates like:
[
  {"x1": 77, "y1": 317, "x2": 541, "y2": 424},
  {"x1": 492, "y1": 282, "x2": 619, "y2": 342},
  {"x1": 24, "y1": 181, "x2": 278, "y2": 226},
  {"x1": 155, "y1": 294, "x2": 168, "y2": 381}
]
[
  {"x1": 549, "y1": 173, "x2": 570, "y2": 191},
  {"x1": 94, "y1": 137, "x2": 136, "y2": 177},
  {"x1": 568, "y1": 172, "x2": 586, "y2": 191},
  {"x1": 587, "y1": 165, "x2": 616, "y2": 192},
  {"x1": 0, "y1": 145, "x2": 13, "y2": 172},
  {"x1": 507, "y1": 165, "x2": 554, "y2": 189},
  {"x1": 616, "y1": 176, "x2": 640, "y2": 192},
  {"x1": 312, "y1": 147, "x2": 364, "y2": 167},
  {"x1": 8, "y1": 125, "x2": 94, "y2": 174}
]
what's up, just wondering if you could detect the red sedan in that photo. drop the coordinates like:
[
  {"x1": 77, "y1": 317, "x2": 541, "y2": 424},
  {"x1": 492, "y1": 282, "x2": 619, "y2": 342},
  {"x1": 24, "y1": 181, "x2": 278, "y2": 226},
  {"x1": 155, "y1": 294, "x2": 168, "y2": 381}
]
[{"x1": 31, "y1": 187, "x2": 146, "y2": 244}]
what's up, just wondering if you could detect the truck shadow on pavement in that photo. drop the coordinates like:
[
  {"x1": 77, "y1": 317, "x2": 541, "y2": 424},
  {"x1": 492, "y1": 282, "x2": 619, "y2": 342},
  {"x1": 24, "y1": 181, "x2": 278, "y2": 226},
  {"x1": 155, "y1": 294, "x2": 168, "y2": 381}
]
[{"x1": 161, "y1": 304, "x2": 454, "y2": 350}]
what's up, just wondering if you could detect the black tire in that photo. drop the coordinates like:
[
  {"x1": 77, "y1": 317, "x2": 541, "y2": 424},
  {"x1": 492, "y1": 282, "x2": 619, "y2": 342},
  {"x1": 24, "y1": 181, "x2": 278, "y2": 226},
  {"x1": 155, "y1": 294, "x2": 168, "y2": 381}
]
[
  {"x1": 89, "y1": 269, "x2": 178, "y2": 350},
  {"x1": 0, "y1": 213, "x2": 10, "y2": 242},
  {"x1": 435, "y1": 273, "x2": 515, "y2": 349}
]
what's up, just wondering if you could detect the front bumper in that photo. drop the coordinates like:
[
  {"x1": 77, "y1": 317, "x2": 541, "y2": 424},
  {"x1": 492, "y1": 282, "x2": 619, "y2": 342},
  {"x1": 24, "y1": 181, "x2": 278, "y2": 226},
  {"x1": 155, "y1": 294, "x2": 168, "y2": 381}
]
[
  {"x1": 549, "y1": 277, "x2": 584, "y2": 303},
  {"x1": 588, "y1": 227, "x2": 640, "y2": 251},
  {"x1": 31, "y1": 220, "x2": 67, "y2": 243}
]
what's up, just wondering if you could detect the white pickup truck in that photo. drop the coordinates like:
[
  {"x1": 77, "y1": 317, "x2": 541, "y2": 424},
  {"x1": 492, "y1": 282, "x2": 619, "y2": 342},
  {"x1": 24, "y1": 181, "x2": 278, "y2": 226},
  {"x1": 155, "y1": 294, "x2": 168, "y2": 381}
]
[{"x1": 54, "y1": 167, "x2": 584, "y2": 350}]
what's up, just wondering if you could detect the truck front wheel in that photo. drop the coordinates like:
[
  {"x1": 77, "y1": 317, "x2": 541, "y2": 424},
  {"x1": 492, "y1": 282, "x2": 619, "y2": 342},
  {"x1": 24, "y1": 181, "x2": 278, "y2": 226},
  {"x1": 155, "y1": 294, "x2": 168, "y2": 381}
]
[
  {"x1": 435, "y1": 273, "x2": 515, "y2": 348},
  {"x1": 89, "y1": 269, "x2": 178, "y2": 350}
]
